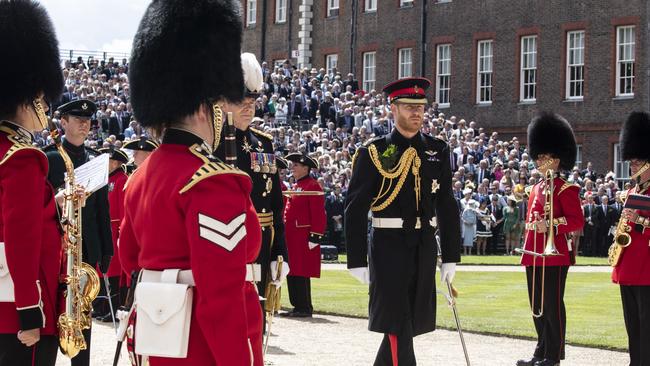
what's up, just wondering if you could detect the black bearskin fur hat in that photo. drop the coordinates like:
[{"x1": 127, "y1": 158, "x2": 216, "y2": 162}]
[
  {"x1": 0, "y1": 0, "x2": 63, "y2": 118},
  {"x1": 129, "y1": 0, "x2": 245, "y2": 129},
  {"x1": 527, "y1": 112, "x2": 577, "y2": 171},
  {"x1": 621, "y1": 112, "x2": 650, "y2": 161}
]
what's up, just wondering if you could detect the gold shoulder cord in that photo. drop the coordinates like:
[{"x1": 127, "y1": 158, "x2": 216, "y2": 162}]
[
  {"x1": 212, "y1": 103, "x2": 224, "y2": 152},
  {"x1": 367, "y1": 144, "x2": 421, "y2": 212}
]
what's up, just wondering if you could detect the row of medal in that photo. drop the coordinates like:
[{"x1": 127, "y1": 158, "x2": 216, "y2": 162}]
[{"x1": 250, "y1": 152, "x2": 278, "y2": 174}]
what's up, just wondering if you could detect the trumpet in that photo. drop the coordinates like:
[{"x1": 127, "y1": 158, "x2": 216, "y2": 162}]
[{"x1": 515, "y1": 161, "x2": 561, "y2": 318}]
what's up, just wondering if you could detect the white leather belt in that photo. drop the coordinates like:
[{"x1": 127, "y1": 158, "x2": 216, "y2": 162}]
[
  {"x1": 371, "y1": 217, "x2": 437, "y2": 229},
  {"x1": 141, "y1": 264, "x2": 261, "y2": 285}
]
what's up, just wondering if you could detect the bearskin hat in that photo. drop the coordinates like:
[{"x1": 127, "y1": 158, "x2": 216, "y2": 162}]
[
  {"x1": 527, "y1": 112, "x2": 577, "y2": 171},
  {"x1": 620, "y1": 112, "x2": 650, "y2": 161},
  {"x1": 129, "y1": 0, "x2": 244, "y2": 129},
  {"x1": 0, "y1": 0, "x2": 63, "y2": 118}
]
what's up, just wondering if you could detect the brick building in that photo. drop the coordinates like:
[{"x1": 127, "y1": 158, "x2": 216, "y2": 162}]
[{"x1": 240, "y1": 0, "x2": 649, "y2": 177}]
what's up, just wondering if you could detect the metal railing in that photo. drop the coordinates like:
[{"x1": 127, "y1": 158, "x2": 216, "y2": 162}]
[{"x1": 60, "y1": 49, "x2": 130, "y2": 64}]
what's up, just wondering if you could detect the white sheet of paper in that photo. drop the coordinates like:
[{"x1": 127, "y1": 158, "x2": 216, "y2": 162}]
[{"x1": 65, "y1": 153, "x2": 109, "y2": 194}]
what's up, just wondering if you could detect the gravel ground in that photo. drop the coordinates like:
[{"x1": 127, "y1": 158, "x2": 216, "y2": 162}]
[{"x1": 55, "y1": 314, "x2": 628, "y2": 366}]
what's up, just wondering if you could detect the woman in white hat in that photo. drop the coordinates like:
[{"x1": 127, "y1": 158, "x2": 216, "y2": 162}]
[{"x1": 461, "y1": 189, "x2": 478, "y2": 255}]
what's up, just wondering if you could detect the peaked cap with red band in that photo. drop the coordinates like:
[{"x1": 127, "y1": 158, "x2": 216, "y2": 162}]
[{"x1": 382, "y1": 77, "x2": 431, "y2": 105}]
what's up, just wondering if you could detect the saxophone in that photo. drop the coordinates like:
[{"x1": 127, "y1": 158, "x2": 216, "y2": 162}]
[
  {"x1": 51, "y1": 129, "x2": 100, "y2": 358},
  {"x1": 608, "y1": 192, "x2": 632, "y2": 267}
]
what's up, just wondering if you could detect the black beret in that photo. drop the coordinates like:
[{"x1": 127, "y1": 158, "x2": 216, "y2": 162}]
[
  {"x1": 0, "y1": 0, "x2": 63, "y2": 117},
  {"x1": 527, "y1": 112, "x2": 577, "y2": 171},
  {"x1": 620, "y1": 112, "x2": 650, "y2": 162},
  {"x1": 129, "y1": 0, "x2": 245, "y2": 128}
]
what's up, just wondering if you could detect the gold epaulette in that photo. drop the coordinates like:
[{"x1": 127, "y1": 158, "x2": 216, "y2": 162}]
[
  {"x1": 0, "y1": 126, "x2": 43, "y2": 167},
  {"x1": 558, "y1": 181, "x2": 579, "y2": 195},
  {"x1": 350, "y1": 148, "x2": 361, "y2": 171},
  {"x1": 250, "y1": 127, "x2": 273, "y2": 141},
  {"x1": 179, "y1": 144, "x2": 250, "y2": 194}
]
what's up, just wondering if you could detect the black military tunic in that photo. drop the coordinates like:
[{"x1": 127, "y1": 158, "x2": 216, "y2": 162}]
[
  {"x1": 43, "y1": 139, "x2": 113, "y2": 266},
  {"x1": 345, "y1": 128, "x2": 460, "y2": 336},
  {"x1": 215, "y1": 127, "x2": 289, "y2": 296}
]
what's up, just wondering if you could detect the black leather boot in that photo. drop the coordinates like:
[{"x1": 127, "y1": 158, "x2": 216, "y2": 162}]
[{"x1": 516, "y1": 357, "x2": 542, "y2": 366}]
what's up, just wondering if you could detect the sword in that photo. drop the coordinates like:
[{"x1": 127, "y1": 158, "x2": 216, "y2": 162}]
[
  {"x1": 102, "y1": 275, "x2": 118, "y2": 331},
  {"x1": 113, "y1": 271, "x2": 139, "y2": 366},
  {"x1": 263, "y1": 256, "x2": 284, "y2": 356},
  {"x1": 445, "y1": 279, "x2": 470, "y2": 366}
]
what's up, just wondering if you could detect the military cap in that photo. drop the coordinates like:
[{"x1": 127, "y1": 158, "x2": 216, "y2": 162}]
[
  {"x1": 527, "y1": 112, "x2": 577, "y2": 171},
  {"x1": 382, "y1": 77, "x2": 431, "y2": 105},
  {"x1": 57, "y1": 99, "x2": 97, "y2": 118},
  {"x1": 129, "y1": 0, "x2": 244, "y2": 129},
  {"x1": 0, "y1": 0, "x2": 63, "y2": 117},
  {"x1": 620, "y1": 112, "x2": 650, "y2": 162},
  {"x1": 99, "y1": 147, "x2": 129, "y2": 164},
  {"x1": 122, "y1": 136, "x2": 159, "y2": 152},
  {"x1": 286, "y1": 153, "x2": 319, "y2": 169}
]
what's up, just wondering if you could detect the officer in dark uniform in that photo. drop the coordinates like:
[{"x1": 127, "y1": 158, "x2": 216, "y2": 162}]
[
  {"x1": 43, "y1": 99, "x2": 113, "y2": 366},
  {"x1": 122, "y1": 136, "x2": 159, "y2": 174},
  {"x1": 345, "y1": 77, "x2": 461, "y2": 365},
  {"x1": 217, "y1": 53, "x2": 289, "y2": 332}
]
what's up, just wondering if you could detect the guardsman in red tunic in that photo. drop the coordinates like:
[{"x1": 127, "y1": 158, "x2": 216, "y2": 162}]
[
  {"x1": 118, "y1": 1, "x2": 262, "y2": 365},
  {"x1": 282, "y1": 153, "x2": 326, "y2": 317},
  {"x1": 517, "y1": 113, "x2": 584, "y2": 366},
  {"x1": 0, "y1": 1, "x2": 64, "y2": 364},
  {"x1": 611, "y1": 112, "x2": 650, "y2": 366},
  {"x1": 94, "y1": 148, "x2": 129, "y2": 322}
]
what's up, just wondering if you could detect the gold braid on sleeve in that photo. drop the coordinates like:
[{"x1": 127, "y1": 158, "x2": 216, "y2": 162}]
[{"x1": 367, "y1": 144, "x2": 421, "y2": 212}]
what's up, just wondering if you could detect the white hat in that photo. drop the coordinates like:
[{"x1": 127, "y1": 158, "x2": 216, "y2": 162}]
[{"x1": 463, "y1": 188, "x2": 473, "y2": 195}]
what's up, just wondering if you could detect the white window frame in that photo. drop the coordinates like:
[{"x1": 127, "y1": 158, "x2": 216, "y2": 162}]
[
  {"x1": 398, "y1": 48, "x2": 413, "y2": 79},
  {"x1": 616, "y1": 25, "x2": 635, "y2": 97},
  {"x1": 275, "y1": 0, "x2": 287, "y2": 23},
  {"x1": 520, "y1": 35, "x2": 537, "y2": 102},
  {"x1": 614, "y1": 143, "x2": 631, "y2": 181},
  {"x1": 400, "y1": 0, "x2": 414, "y2": 7},
  {"x1": 362, "y1": 51, "x2": 376, "y2": 92},
  {"x1": 436, "y1": 44, "x2": 451, "y2": 108},
  {"x1": 325, "y1": 54, "x2": 338, "y2": 76},
  {"x1": 566, "y1": 30, "x2": 585, "y2": 100},
  {"x1": 476, "y1": 40, "x2": 493, "y2": 104},
  {"x1": 575, "y1": 144, "x2": 582, "y2": 169},
  {"x1": 365, "y1": 0, "x2": 377, "y2": 12},
  {"x1": 327, "y1": 0, "x2": 339, "y2": 17},
  {"x1": 246, "y1": 0, "x2": 257, "y2": 26}
]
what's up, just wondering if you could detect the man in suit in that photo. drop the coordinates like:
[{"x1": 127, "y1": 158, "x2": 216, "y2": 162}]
[
  {"x1": 597, "y1": 195, "x2": 614, "y2": 257},
  {"x1": 373, "y1": 118, "x2": 390, "y2": 137},
  {"x1": 606, "y1": 193, "x2": 623, "y2": 250},
  {"x1": 338, "y1": 108, "x2": 355, "y2": 134},
  {"x1": 342, "y1": 73, "x2": 359, "y2": 92},
  {"x1": 475, "y1": 159, "x2": 493, "y2": 185},
  {"x1": 319, "y1": 93, "x2": 334, "y2": 127},
  {"x1": 582, "y1": 194, "x2": 599, "y2": 256},
  {"x1": 581, "y1": 161, "x2": 597, "y2": 181}
]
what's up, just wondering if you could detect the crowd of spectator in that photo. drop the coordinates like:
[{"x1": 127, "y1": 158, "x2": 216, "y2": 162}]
[{"x1": 49, "y1": 57, "x2": 627, "y2": 257}]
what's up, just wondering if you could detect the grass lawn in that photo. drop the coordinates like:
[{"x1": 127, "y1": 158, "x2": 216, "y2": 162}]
[
  {"x1": 282, "y1": 270, "x2": 626, "y2": 350},
  {"x1": 331, "y1": 254, "x2": 609, "y2": 266}
]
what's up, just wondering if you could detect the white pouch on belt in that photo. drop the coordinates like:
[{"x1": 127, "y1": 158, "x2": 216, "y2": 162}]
[
  {"x1": 0, "y1": 242, "x2": 15, "y2": 303},
  {"x1": 134, "y1": 269, "x2": 193, "y2": 358}
]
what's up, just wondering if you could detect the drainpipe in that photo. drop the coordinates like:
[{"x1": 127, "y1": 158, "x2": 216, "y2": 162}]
[
  {"x1": 420, "y1": 0, "x2": 427, "y2": 76},
  {"x1": 260, "y1": 0, "x2": 268, "y2": 60},
  {"x1": 349, "y1": 0, "x2": 358, "y2": 74},
  {"x1": 287, "y1": 0, "x2": 294, "y2": 61}
]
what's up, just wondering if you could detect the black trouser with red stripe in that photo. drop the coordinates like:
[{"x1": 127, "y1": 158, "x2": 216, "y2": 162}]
[
  {"x1": 373, "y1": 329, "x2": 416, "y2": 366},
  {"x1": 526, "y1": 265, "x2": 568, "y2": 362},
  {"x1": 620, "y1": 285, "x2": 650, "y2": 366},
  {"x1": 0, "y1": 334, "x2": 58, "y2": 366}
]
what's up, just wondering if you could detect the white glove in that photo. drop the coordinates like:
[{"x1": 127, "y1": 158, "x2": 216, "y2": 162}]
[
  {"x1": 440, "y1": 262, "x2": 456, "y2": 284},
  {"x1": 349, "y1": 267, "x2": 370, "y2": 284},
  {"x1": 270, "y1": 261, "x2": 290, "y2": 285},
  {"x1": 308, "y1": 242, "x2": 319, "y2": 250}
]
